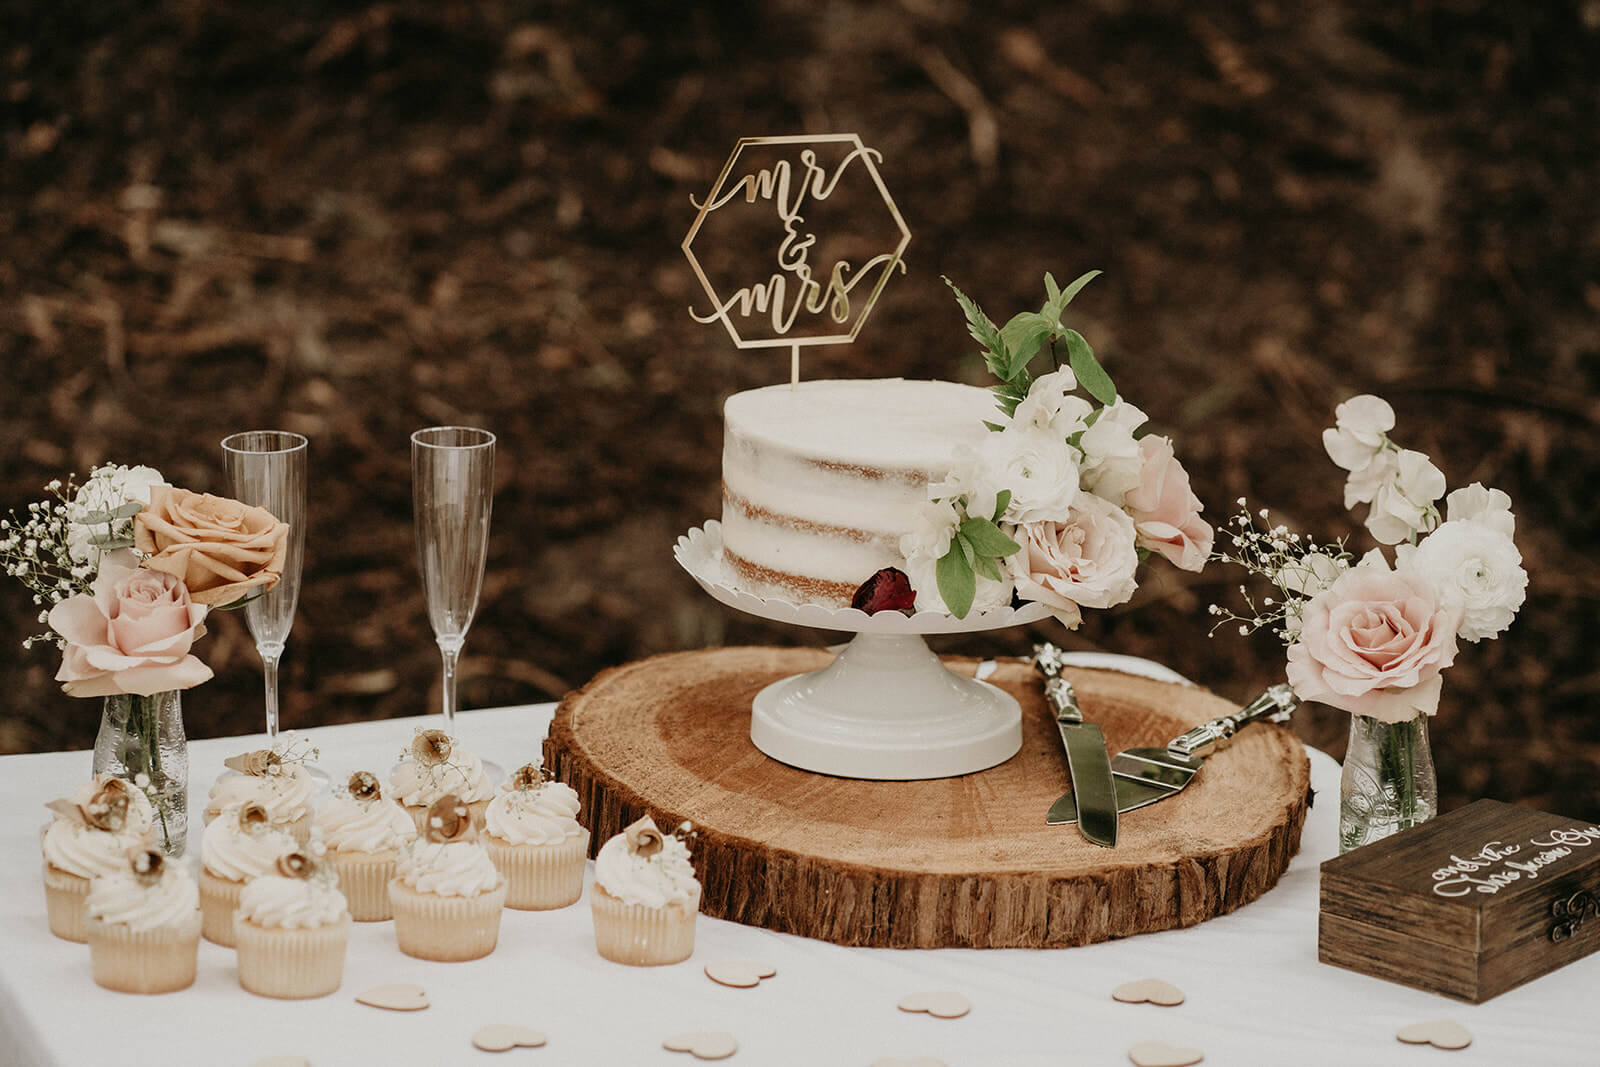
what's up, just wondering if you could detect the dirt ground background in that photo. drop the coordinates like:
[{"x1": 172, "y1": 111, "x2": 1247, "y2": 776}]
[{"x1": 2, "y1": 1, "x2": 1596, "y2": 819}]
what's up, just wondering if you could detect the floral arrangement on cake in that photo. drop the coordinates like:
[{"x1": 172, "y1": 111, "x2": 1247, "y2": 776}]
[
  {"x1": 874, "y1": 272, "x2": 1212, "y2": 622},
  {"x1": 1210, "y1": 395, "x2": 1527, "y2": 847},
  {"x1": 2, "y1": 463, "x2": 289, "y2": 847}
]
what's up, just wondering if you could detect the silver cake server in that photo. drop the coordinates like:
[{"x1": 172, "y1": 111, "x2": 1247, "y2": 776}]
[
  {"x1": 1033, "y1": 643, "x2": 1118, "y2": 848},
  {"x1": 1046, "y1": 683, "x2": 1300, "y2": 825}
]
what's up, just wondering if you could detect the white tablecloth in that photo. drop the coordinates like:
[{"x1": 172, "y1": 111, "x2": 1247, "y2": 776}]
[{"x1": 3, "y1": 706, "x2": 1596, "y2": 1067}]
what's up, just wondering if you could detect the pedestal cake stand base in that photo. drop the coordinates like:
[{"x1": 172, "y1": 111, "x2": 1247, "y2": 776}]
[{"x1": 545, "y1": 646, "x2": 1312, "y2": 949}]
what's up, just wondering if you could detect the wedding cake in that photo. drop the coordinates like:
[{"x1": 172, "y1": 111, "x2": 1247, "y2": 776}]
[{"x1": 720, "y1": 378, "x2": 995, "y2": 607}]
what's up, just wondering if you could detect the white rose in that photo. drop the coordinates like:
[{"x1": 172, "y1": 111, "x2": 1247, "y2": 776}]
[
  {"x1": 972, "y1": 425, "x2": 1080, "y2": 525},
  {"x1": 1321, "y1": 394, "x2": 1395, "y2": 472},
  {"x1": 1444, "y1": 482, "x2": 1515, "y2": 538},
  {"x1": 1013, "y1": 369, "x2": 1091, "y2": 434},
  {"x1": 1078, "y1": 400, "x2": 1147, "y2": 504},
  {"x1": 66, "y1": 464, "x2": 167, "y2": 566},
  {"x1": 1006, "y1": 495, "x2": 1140, "y2": 628},
  {"x1": 1365, "y1": 449, "x2": 1445, "y2": 545},
  {"x1": 1403, "y1": 520, "x2": 1526, "y2": 642}
]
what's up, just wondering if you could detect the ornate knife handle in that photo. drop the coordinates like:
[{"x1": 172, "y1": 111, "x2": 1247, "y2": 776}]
[
  {"x1": 1032, "y1": 644, "x2": 1082, "y2": 724},
  {"x1": 1166, "y1": 683, "x2": 1299, "y2": 760},
  {"x1": 1550, "y1": 889, "x2": 1599, "y2": 942}
]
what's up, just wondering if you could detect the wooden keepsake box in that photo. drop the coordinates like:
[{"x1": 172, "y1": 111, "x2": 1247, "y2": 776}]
[{"x1": 1319, "y1": 799, "x2": 1600, "y2": 1002}]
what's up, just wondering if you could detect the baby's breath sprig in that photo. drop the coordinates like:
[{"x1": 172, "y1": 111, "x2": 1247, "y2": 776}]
[
  {"x1": 0, "y1": 475, "x2": 95, "y2": 648},
  {"x1": 1208, "y1": 499, "x2": 1354, "y2": 645},
  {"x1": 268, "y1": 730, "x2": 321, "y2": 770}
]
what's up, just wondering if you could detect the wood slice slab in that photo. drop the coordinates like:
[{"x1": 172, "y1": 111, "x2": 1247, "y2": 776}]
[{"x1": 544, "y1": 646, "x2": 1311, "y2": 949}]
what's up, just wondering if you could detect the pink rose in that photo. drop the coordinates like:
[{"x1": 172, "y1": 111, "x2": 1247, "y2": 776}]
[
  {"x1": 1285, "y1": 560, "x2": 1459, "y2": 723},
  {"x1": 1124, "y1": 435, "x2": 1213, "y2": 572},
  {"x1": 1007, "y1": 493, "x2": 1140, "y2": 628},
  {"x1": 48, "y1": 557, "x2": 211, "y2": 697}
]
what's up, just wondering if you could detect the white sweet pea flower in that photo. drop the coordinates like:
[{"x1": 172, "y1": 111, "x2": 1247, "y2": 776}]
[
  {"x1": 899, "y1": 500, "x2": 960, "y2": 564},
  {"x1": 1364, "y1": 449, "x2": 1445, "y2": 545},
  {"x1": 1012, "y1": 368, "x2": 1091, "y2": 433},
  {"x1": 1402, "y1": 520, "x2": 1526, "y2": 642},
  {"x1": 928, "y1": 447, "x2": 999, "y2": 527},
  {"x1": 1078, "y1": 400, "x2": 1147, "y2": 504},
  {"x1": 1343, "y1": 448, "x2": 1398, "y2": 508},
  {"x1": 1321, "y1": 394, "x2": 1395, "y2": 472},
  {"x1": 1274, "y1": 551, "x2": 1344, "y2": 597},
  {"x1": 65, "y1": 464, "x2": 167, "y2": 566},
  {"x1": 971, "y1": 424, "x2": 1080, "y2": 525},
  {"x1": 1444, "y1": 482, "x2": 1515, "y2": 538}
]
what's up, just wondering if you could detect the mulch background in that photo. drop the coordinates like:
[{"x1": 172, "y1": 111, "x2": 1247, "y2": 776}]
[{"x1": 2, "y1": 1, "x2": 1596, "y2": 818}]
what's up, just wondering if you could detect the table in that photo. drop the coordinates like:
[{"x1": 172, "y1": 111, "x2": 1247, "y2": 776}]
[{"x1": 2, "y1": 705, "x2": 1596, "y2": 1066}]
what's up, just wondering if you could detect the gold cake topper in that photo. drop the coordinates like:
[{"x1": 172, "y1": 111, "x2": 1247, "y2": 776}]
[{"x1": 682, "y1": 133, "x2": 910, "y2": 387}]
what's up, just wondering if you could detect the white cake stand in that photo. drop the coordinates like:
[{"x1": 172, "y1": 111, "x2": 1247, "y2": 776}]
[{"x1": 674, "y1": 523, "x2": 1054, "y2": 780}]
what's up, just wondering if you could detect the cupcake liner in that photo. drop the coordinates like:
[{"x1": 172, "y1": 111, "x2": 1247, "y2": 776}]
[
  {"x1": 86, "y1": 911, "x2": 202, "y2": 994},
  {"x1": 591, "y1": 882, "x2": 700, "y2": 966},
  {"x1": 235, "y1": 914, "x2": 351, "y2": 999},
  {"x1": 42, "y1": 864, "x2": 90, "y2": 943},
  {"x1": 388, "y1": 878, "x2": 507, "y2": 961},
  {"x1": 326, "y1": 849, "x2": 401, "y2": 921},
  {"x1": 485, "y1": 830, "x2": 589, "y2": 911},
  {"x1": 405, "y1": 799, "x2": 489, "y2": 837},
  {"x1": 198, "y1": 868, "x2": 246, "y2": 947}
]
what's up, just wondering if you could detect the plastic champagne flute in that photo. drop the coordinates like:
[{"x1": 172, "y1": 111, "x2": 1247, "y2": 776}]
[
  {"x1": 221, "y1": 431, "x2": 308, "y2": 740},
  {"x1": 411, "y1": 426, "x2": 496, "y2": 769}
]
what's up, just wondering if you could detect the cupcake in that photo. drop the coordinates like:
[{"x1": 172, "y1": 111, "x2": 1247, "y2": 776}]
[
  {"x1": 389, "y1": 730, "x2": 495, "y2": 833},
  {"x1": 591, "y1": 816, "x2": 700, "y2": 966},
  {"x1": 313, "y1": 770, "x2": 417, "y2": 921},
  {"x1": 198, "y1": 801, "x2": 300, "y2": 946},
  {"x1": 234, "y1": 849, "x2": 352, "y2": 999},
  {"x1": 483, "y1": 763, "x2": 589, "y2": 910},
  {"x1": 85, "y1": 846, "x2": 202, "y2": 994},
  {"x1": 204, "y1": 738, "x2": 318, "y2": 845},
  {"x1": 40, "y1": 777, "x2": 156, "y2": 942},
  {"x1": 388, "y1": 794, "x2": 506, "y2": 962}
]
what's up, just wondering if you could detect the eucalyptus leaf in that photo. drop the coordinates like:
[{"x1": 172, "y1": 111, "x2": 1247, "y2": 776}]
[
  {"x1": 71, "y1": 509, "x2": 117, "y2": 525},
  {"x1": 109, "y1": 501, "x2": 144, "y2": 520},
  {"x1": 960, "y1": 516, "x2": 1021, "y2": 558},
  {"x1": 86, "y1": 531, "x2": 135, "y2": 548},
  {"x1": 1063, "y1": 328, "x2": 1117, "y2": 405},
  {"x1": 936, "y1": 543, "x2": 976, "y2": 619}
]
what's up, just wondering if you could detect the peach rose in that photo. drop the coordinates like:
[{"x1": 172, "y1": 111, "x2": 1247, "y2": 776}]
[
  {"x1": 134, "y1": 485, "x2": 288, "y2": 606},
  {"x1": 1007, "y1": 493, "x2": 1139, "y2": 628},
  {"x1": 49, "y1": 556, "x2": 211, "y2": 697},
  {"x1": 1285, "y1": 559, "x2": 1460, "y2": 723},
  {"x1": 1124, "y1": 435, "x2": 1213, "y2": 571}
]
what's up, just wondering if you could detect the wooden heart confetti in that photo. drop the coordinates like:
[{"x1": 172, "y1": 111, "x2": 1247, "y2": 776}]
[
  {"x1": 355, "y1": 983, "x2": 429, "y2": 1011},
  {"x1": 897, "y1": 992, "x2": 970, "y2": 1019},
  {"x1": 704, "y1": 960, "x2": 778, "y2": 988},
  {"x1": 473, "y1": 1025, "x2": 548, "y2": 1052},
  {"x1": 1397, "y1": 1020, "x2": 1472, "y2": 1050},
  {"x1": 1113, "y1": 978, "x2": 1186, "y2": 1007},
  {"x1": 664, "y1": 1032, "x2": 738, "y2": 1060},
  {"x1": 1128, "y1": 1040, "x2": 1204, "y2": 1067}
]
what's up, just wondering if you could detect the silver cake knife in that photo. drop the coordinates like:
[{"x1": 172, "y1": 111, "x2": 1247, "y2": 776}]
[{"x1": 1033, "y1": 643, "x2": 1118, "y2": 848}]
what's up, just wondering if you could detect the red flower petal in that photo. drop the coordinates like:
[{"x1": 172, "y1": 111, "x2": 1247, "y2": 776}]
[{"x1": 851, "y1": 567, "x2": 918, "y2": 615}]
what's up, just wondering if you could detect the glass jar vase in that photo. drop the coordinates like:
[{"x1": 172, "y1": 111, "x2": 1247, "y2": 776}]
[
  {"x1": 1338, "y1": 712, "x2": 1436, "y2": 854},
  {"x1": 93, "y1": 690, "x2": 188, "y2": 856}
]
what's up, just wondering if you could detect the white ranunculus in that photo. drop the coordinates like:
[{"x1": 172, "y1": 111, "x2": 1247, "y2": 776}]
[
  {"x1": 1364, "y1": 449, "x2": 1445, "y2": 545},
  {"x1": 1403, "y1": 520, "x2": 1526, "y2": 642},
  {"x1": 1444, "y1": 482, "x2": 1515, "y2": 538},
  {"x1": 1078, "y1": 400, "x2": 1147, "y2": 504},
  {"x1": 1274, "y1": 551, "x2": 1344, "y2": 597},
  {"x1": 971, "y1": 424, "x2": 1080, "y2": 526},
  {"x1": 1012, "y1": 368, "x2": 1091, "y2": 433},
  {"x1": 1321, "y1": 394, "x2": 1395, "y2": 472},
  {"x1": 65, "y1": 464, "x2": 167, "y2": 566}
]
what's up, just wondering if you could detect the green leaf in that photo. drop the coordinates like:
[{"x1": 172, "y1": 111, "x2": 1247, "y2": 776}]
[
  {"x1": 936, "y1": 543, "x2": 976, "y2": 618},
  {"x1": 943, "y1": 276, "x2": 1009, "y2": 371},
  {"x1": 974, "y1": 553, "x2": 1003, "y2": 582},
  {"x1": 990, "y1": 375, "x2": 1031, "y2": 419},
  {"x1": 1000, "y1": 311, "x2": 1054, "y2": 380},
  {"x1": 982, "y1": 419, "x2": 1007, "y2": 433},
  {"x1": 956, "y1": 531, "x2": 976, "y2": 568},
  {"x1": 1062, "y1": 328, "x2": 1116, "y2": 405},
  {"x1": 992, "y1": 489, "x2": 1012, "y2": 522},
  {"x1": 1044, "y1": 269, "x2": 1102, "y2": 323},
  {"x1": 1043, "y1": 272, "x2": 1062, "y2": 305},
  {"x1": 960, "y1": 516, "x2": 1021, "y2": 558}
]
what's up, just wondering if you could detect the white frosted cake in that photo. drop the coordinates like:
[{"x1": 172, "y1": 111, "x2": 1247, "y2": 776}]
[{"x1": 720, "y1": 378, "x2": 997, "y2": 606}]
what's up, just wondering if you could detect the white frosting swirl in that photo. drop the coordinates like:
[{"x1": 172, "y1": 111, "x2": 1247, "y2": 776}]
[
  {"x1": 207, "y1": 764, "x2": 316, "y2": 825},
  {"x1": 314, "y1": 795, "x2": 416, "y2": 853},
  {"x1": 484, "y1": 782, "x2": 583, "y2": 846},
  {"x1": 389, "y1": 746, "x2": 495, "y2": 807},
  {"x1": 200, "y1": 811, "x2": 299, "y2": 882},
  {"x1": 66, "y1": 777, "x2": 156, "y2": 839},
  {"x1": 594, "y1": 830, "x2": 699, "y2": 909},
  {"x1": 40, "y1": 806, "x2": 154, "y2": 880},
  {"x1": 86, "y1": 864, "x2": 199, "y2": 932},
  {"x1": 394, "y1": 840, "x2": 501, "y2": 897},
  {"x1": 236, "y1": 873, "x2": 348, "y2": 929}
]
